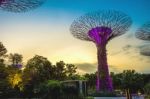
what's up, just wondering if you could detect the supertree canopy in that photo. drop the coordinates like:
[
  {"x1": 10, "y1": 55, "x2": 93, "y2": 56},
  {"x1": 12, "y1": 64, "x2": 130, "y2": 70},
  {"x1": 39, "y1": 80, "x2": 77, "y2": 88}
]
[
  {"x1": 70, "y1": 10, "x2": 132, "y2": 92},
  {"x1": 135, "y1": 22, "x2": 150, "y2": 41},
  {"x1": 0, "y1": 0, "x2": 46, "y2": 12}
]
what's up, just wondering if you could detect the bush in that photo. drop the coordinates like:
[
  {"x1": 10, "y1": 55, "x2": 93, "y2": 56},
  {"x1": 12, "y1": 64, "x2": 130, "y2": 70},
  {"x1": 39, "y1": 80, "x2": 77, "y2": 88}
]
[
  {"x1": 89, "y1": 91, "x2": 117, "y2": 97},
  {"x1": 61, "y1": 84, "x2": 79, "y2": 99},
  {"x1": 44, "y1": 80, "x2": 61, "y2": 99},
  {"x1": 144, "y1": 83, "x2": 150, "y2": 99}
]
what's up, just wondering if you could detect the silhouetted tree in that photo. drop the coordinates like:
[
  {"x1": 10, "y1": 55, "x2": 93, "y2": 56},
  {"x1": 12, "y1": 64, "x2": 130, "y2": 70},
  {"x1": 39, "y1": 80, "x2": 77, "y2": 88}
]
[
  {"x1": 0, "y1": 42, "x2": 7, "y2": 63},
  {"x1": 144, "y1": 83, "x2": 150, "y2": 99},
  {"x1": 84, "y1": 73, "x2": 96, "y2": 90},
  {"x1": 66, "y1": 64, "x2": 77, "y2": 79},
  {"x1": 9, "y1": 53, "x2": 23, "y2": 68},
  {"x1": 22, "y1": 55, "x2": 54, "y2": 97},
  {"x1": 119, "y1": 70, "x2": 143, "y2": 93},
  {"x1": 53, "y1": 61, "x2": 67, "y2": 80}
]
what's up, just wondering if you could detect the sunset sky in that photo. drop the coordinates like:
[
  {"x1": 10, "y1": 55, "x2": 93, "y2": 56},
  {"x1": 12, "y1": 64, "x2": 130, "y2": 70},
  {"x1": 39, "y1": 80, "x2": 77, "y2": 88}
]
[{"x1": 0, "y1": 0, "x2": 150, "y2": 74}]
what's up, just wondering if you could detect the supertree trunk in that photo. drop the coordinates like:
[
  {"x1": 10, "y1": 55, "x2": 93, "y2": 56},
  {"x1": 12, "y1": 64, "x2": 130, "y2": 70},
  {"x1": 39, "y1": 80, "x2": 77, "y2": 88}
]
[{"x1": 96, "y1": 45, "x2": 113, "y2": 92}]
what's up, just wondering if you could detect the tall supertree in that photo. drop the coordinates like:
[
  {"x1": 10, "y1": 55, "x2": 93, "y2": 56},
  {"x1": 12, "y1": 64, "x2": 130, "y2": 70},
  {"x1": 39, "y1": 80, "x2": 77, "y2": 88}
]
[
  {"x1": 0, "y1": 0, "x2": 46, "y2": 12},
  {"x1": 70, "y1": 10, "x2": 132, "y2": 92},
  {"x1": 135, "y1": 22, "x2": 150, "y2": 41}
]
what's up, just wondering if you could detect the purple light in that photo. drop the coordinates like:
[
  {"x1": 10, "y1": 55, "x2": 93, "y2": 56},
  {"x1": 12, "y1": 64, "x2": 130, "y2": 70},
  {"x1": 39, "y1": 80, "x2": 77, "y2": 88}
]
[
  {"x1": 15, "y1": 64, "x2": 22, "y2": 69},
  {"x1": 96, "y1": 76, "x2": 100, "y2": 91},
  {"x1": 88, "y1": 26, "x2": 112, "y2": 45},
  {"x1": 88, "y1": 26, "x2": 113, "y2": 92}
]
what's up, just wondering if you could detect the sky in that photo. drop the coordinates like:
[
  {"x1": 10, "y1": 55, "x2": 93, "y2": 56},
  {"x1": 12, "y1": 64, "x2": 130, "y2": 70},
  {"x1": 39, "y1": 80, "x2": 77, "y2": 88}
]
[{"x1": 0, "y1": 0, "x2": 150, "y2": 74}]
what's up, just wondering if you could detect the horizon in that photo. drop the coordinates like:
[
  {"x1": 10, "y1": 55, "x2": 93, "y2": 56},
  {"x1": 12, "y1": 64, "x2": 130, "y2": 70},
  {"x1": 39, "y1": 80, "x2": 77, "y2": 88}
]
[{"x1": 0, "y1": 0, "x2": 150, "y2": 74}]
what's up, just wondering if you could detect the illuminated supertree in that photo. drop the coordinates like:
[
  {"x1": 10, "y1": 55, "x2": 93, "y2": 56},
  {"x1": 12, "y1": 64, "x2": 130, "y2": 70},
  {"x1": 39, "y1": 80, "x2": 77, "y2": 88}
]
[
  {"x1": 135, "y1": 22, "x2": 150, "y2": 41},
  {"x1": 70, "y1": 10, "x2": 132, "y2": 92},
  {"x1": 0, "y1": 0, "x2": 46, "y2": 12}
]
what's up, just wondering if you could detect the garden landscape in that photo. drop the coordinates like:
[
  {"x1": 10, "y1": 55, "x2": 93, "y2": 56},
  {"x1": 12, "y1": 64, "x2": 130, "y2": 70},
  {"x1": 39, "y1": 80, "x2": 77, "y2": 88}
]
[{"x1": 0, "y1": 0, "x2": 150, "y2": 99}]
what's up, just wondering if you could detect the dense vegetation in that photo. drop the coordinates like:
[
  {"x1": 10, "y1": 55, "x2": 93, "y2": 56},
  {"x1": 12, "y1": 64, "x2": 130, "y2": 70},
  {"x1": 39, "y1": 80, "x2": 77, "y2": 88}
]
[{"x1": 0, "y1": 42, "x2": 150, "y2": 98}]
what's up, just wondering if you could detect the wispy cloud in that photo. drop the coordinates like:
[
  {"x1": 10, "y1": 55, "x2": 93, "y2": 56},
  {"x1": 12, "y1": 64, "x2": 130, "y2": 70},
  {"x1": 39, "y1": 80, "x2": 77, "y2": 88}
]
[
  {"x1": 75, "y1": 63, "x2": 97, "y2": 74},
  {"x1": 138, "y1": 44, "x2": 150, "y2": 56}
]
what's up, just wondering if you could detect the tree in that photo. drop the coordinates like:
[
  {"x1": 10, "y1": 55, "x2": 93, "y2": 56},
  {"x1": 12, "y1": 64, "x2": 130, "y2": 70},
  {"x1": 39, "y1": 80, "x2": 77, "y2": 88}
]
[
  {"x1": 0, "y1": 42, "x2": 7, "y2": 63},
  {"x1": 23, "y1": 55, "x2": 54, "y2": 83},
  {"x1": 142, "y1": 74, "x2": 150, "y2": 85},
  {"x1": 111, "y1": 72, "x2": 123, "y2": 90},
  {"x1": 0, "y1": 0, "x2": 46, "y2": 13},
  {"x1": 0, "y1": 42, "x2": 7, "y2": 57},
  {"x1": 66, "y1": 64, "x2": 77, "y2": 79},
  {"x1": 70, "y1": 10, "x2": 132, "y2": 92},
  {"x1": 22, "y1": 55, "x2": 54, "y2": 97},
  {"x1": 84, "y1": 73, "x2": 96, "y2": 90},
  {"x1": 144, "y1": 83, "x2": 150, "y2": 99},
  {"x1": 0, "y1": 60, "x2": 21, "y2": 98},
  {"x1": 9, "y1": 53, "x2": 23, "y2": 68},
  {"x1": 53, "y1": 61, "x2": 67, "y2": 80},
  {"x1": 120, "y1": 70, "x2": 144, "y2": 93}
]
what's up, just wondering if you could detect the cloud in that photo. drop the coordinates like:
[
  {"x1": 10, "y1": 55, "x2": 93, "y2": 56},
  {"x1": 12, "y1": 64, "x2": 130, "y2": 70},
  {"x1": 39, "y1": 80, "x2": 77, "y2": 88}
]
[
  {"x1": 109, "y1": 65, "x2": 120, "y2": 73},
  {"x1": 139, "y1": 44, "x2": 150, "y2": 56},
  {"x1": 122, "y1": 45, "x2": 132, "y2": 51},
  {"x1": 75, "y1": 63, "x2": 121, "y2": 74},
  {"x1": 75, "y1": 63, "x2": 97, "y2": 74},
  {"x1": 110, "y1": 51, "x2": 122, "y2": 56}
]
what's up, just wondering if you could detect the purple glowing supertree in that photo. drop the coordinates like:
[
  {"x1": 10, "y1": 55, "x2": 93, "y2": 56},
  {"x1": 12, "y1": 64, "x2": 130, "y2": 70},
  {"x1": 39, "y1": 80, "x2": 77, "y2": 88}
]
[
  {"x1": 135, "y1": 22, "x2": 150, "y2": 41},
  {"x1": 0, "y1": 0, "x2": 46, "y2": 12},
  {"x1": 70, "y1": 10, "x2": 132, "y2": 92}
]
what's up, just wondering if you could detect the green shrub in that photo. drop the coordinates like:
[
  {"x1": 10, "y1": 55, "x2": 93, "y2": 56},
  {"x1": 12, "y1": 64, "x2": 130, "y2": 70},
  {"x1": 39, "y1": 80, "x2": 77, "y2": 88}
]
[
  {"x1": 144, "y1": 83, "x2": 150, "y2": 99},
  {"x1": 61, "y1": 84, "x2": 79, "y2": 99},
  {"x1": 45, "y1": 80, "x2": 61, "y2": 99},
  {"x1": 90, "y1": 91, "x2": 117, "y2": 97}
]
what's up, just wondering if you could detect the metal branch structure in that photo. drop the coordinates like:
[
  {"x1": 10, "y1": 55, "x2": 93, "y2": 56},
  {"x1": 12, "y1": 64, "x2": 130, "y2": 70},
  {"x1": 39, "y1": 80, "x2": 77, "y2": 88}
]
[
  {"x1": 70, "y1": 10, "x2": 132, "y2": 92},
  {"x1": 0, "y1": 0, "x2": 46, "y2": 12},
  {"x1": 135, "y1": 22, "x2": 150, "y2": 41}
]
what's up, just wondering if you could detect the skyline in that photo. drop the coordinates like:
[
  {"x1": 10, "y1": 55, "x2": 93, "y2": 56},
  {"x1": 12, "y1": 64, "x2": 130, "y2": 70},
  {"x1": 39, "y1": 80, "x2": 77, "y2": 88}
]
[{"x1": 0, "y1": 0, "x2": 150, "y2": 74}]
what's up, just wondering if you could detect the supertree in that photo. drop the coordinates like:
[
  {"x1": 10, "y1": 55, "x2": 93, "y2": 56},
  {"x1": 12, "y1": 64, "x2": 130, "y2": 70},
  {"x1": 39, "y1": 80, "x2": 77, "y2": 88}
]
[
  {"x1": 70, "y1": 10, "x2": 132, "y2": 92},
  {"x1": 0, "y1": 0, "x2": 46, "y2": 12},
  {"x1": 135, "y1": 22, "x2": 150, "y2": 56},
  {"x1": 135, "y1": 22, "x2": 150, "y2": 41}
]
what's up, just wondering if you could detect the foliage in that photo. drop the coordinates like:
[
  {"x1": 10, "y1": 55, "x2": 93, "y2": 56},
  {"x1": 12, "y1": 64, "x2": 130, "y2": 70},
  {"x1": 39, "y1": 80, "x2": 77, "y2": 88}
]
[
  {"x1": 0, "y1": 62, "x2": 21, "y2": 98},
  {"x1": 0, "y1": 42, "x2": 7, "y2": 57},
  {"x1": 45, "y1": 80, "x2": 61, "y2": 99},
  {"x1": 84, "y1": 73, "x2": 96, "y2": 92},
  {"x1": 144, "y1": 83, "x2": 150, "y2": 95},
  {"x1": 0, "y1": 42, "x2": 150, "y2": 98},
  {"x1": 121, "y1": 70, "x2": 144, "y2": 93},
  {"x1": 89, "y1": 91, "x2": 117, "y2": 97},
  {"x1": 66, "y1": 64, "x2": 77, "y2": 79},
  {"x1": 9, "y1": 53, "x2": 23, "y2": 66},
  {"x1": 23, "y1": 55, "x2": 53, "y2": 83},
  {"x1": 53, "y1": 61, "x2": 67, "y2": 80}
]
